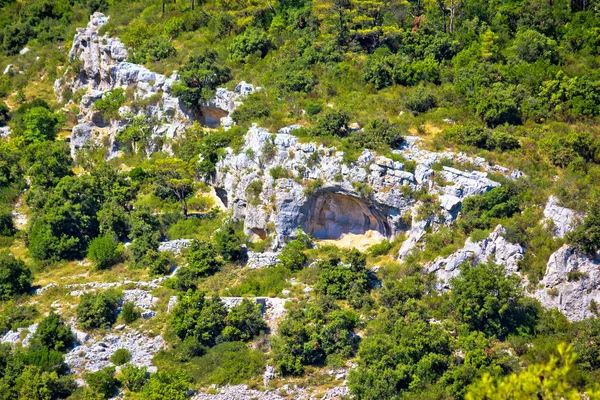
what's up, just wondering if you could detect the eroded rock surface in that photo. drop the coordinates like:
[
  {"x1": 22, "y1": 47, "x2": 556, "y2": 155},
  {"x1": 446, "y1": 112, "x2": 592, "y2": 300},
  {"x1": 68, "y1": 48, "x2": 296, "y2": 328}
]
[
  {"x1": 534, "y1": 245, "x2": 600, "y2": 321},
  {"x1": 425, "y1": 225, "x2": 525, "y2": 289},
  {"x1": 543, "y1": 196, "x2": 580, "y2": 238},
  {"x1": 214, "y1": 126, "x2": 517, "y2": 250}
]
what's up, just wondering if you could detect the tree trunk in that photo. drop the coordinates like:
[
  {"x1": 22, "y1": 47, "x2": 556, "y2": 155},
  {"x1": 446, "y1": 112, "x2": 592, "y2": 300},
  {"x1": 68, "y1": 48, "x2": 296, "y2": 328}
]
[
  {"x1": 192, "y1": 0, "x2": 195, "y2": 10},
  {"x1": 181, "y1": 198, "x2": 188, "y2": 219},
  {"x1": 162, "y1": 1, "x2": 165, "y2": 16}
]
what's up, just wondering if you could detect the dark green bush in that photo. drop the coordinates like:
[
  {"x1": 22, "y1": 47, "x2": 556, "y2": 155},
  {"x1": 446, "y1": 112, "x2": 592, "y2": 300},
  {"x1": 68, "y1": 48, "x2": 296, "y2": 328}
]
[
  {"x1": 87, "y1": 234, "x2": 121, "y2": 270},
  {"x1": 110, "y1": 348, "x2": 131, "y2": 366},
  {"x1": 0, "y1": 252, "x2": 32, "y2": 301},
  {"x1": 31, "y1": 312, "x2": 74, "y2": 353},
  {"x1": 76, "y1": 290, "x2": 121, "y2": 331},
  {"x1": 120, "y1": 300, "x2": 140, "y2": 324}
]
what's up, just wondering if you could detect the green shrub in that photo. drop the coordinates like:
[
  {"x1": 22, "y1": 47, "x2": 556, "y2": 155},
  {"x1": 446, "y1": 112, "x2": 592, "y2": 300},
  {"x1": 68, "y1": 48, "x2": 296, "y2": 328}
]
[
  {"x1": 31, "y1": 312, "x2": 74, "y2": 353},
  {"x1": 406, "y1": 86, "x2": 437, "y2": 113},
  {"x1": 246, "y1": 180, "x2": 263, "y2": 207},
  {"x1": 87, "y1": 234, "x2": 121, "y2": 270},
  {"x1": 567, "y1": 191, "x2": 600, "y2": 255},
  {"x1": 214, "y1": 221, "x2": 245, "y2": 262},
  {"x1": 186, "y1": 239, "x2": 223, "y2": 277},
  {"x1": 270, "y1": 166, "x2": 292, "y2": 180},
  {"x1": 0, "y1": 252, "x2": 32, "y2": 301},
  {"x1": 0, "y1": 302, "x2": 38, "y2": 333},
  {"x1": 229, "y1": 28, "x2": 270, "y2": 62},
  {"x1": 94, "y1": 89, "x2": 125, "y2": 120},
  {"x1": 315, "y1": 250, "x2": 370, "y2": 300},
  {"x1": 223, "y1": 299, "x2": 268, "y2": 341},
  {"x1": 367, "y1": 240, "x2": 393, "y2": 257},
  {"x1": 120, "y1": 300, "x2": 140, "y2": 324},
  {"x1": 76, "y1": 290, "x2": 121, "y2": 331},
  {"x1": 110, "y1": 348, "x2": 131, "y2": 366},
  {"x1": 84, "y1": 367, "x2": 118, "y2": 399},
  {"x1": 121, "y1": 364, "x2": 147, "y2": 392},
  {"x1": 278, "y1": 240, "x2": 308, "y2": 271},
  {"x1": 312, "y1": 109, "x2": 349, "y2": 137}
]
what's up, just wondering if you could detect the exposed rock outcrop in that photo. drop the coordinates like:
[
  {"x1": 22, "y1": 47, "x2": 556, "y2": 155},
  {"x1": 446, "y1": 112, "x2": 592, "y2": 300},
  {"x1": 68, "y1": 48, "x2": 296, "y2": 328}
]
[
  {"x1": 543, "y1": 196, "x2": 581, "y2": 238},
  {"x1": 64, "y1": 328, "x2": 165, "y2": 373},
  {"x1": 534, "y1": 245, "x2": 600, "y2": 321},
  {"x1": 158, "y1": 239, "x2": 192, "y2": 254},
  {"x1": 425, "y1": 225, "x2": 525, "y2": 289},
  {"x1": 214, "y1": 126, "x2": 516, "y2": 250},
  {"x1": 56, "y1": 13, "x2": 256, "y2": 158}
]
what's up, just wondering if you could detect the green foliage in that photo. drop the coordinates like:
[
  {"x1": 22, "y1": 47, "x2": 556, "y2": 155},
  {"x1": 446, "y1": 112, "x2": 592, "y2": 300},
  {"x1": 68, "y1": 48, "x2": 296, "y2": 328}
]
[
  {"x1": 450, "y1": 262, "x2": 538, "y2": 338},
  {"x1": 315, "y1": 250, "x2": 370, "y2": 300},
  {"x1": 273, "y1": 299, "x2": 359, "y2": 375},
  {"x1": 120, "y1": 364, "x2": 147, "y2": 392},
  {"x1": 278, "y1": 240, "x2": 308, "y2": 271},
  {"x1": 31, "y1": 312, "x2": 74, "y2": 353},
  {"x1": 354, "y1": 118, "x2": 404, "y2": 150},
  {"x1": 223, "y1": 299, "x2": 268, "y2": 342},
  {"x1": 406, "y1": 86, "x2": 437, "y2": 114},
  {"x1": 245, "y1": 180, "x2": 263, "y2": 207},
  {"x1": 110, "y1": 348, "x2": 131, "y2": 366},
  {"x1": 139, "y1": 370, "x2": 191, "y2": 400},
  {"x1": 229, "y1": 28, "x2": 270, "y2": 63},
  {"x1": 84, "y1": 367, "x2": 118, "y2": 399},
  {"x1": 121, "y1": 300, "x2": 140, "y2": 324},
  {"x1": 168, "y1": 291, "x2": 227, "y2": 347},
  {"x1": 23, "y1": 141, "x2": 73, "y2": 190},
  {"x1": 15, "y1": 107, "x2": 60, "y2": 144},
  {"x1": 172, "y1": 51, "x2": 231, "y2": 111},
  {"x1": 94, "y1": 89, "x2": 126, "y2": 120},
  {"x1": 567, "y1": 191, "x2": 600, "y2": 256},
  {"x1": 87, "y1": 234, "x2": 121, "y2": 270},
  {"x1": 185, "y1": 239, "x2": 222, "y2": 278},
  {"x1": 76, "y1": 290, "x2": 121, "y2": 331},
  {"x1": 466, "y1": 344, "x2": 588, "y2": 400},
  {"x1": 224, "y1": 265, "x2": 291, "y2": 297},
  {"x1": 312, "y1": 109, "x2": 349, "y2": 137},
  {"x1": 0, "y1": 302, "x2": 38, "y2": 333},
  {"x1": 0, "y1": 252, "x2": 32, "y2": 301},
  {"x1": 269, "y1": 166, "x2": 292, "y2": 180},
  {"x1": 459, "y1": 186, "x2": 520, "y2": 233},
  {"x1": 213, "y1": 220, "x2": 245, "y2": 262}
]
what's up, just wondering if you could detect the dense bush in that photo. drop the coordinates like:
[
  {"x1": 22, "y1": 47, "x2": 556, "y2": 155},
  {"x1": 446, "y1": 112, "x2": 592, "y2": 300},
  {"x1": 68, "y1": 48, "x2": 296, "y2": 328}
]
[
  {"x1": 110, "y1": 348, "x2": 131, "y2": 366},
  {"x1": 87, "y1": 234, "x2": 121, "y2": 270},
  {"x1": 121, "y1": 300, "x2": 140, "y2": 324},
  {"x1": 273, "y1": 299, "x2": 359, "y2": 375},
  {"x1": 84, "y1": 367, "x2": 119, "y2": 399},
  {"x1": 94, "y1": 89, "x2": 126, "y2": 120},
  {"x1": 450, "y1": 262, "x2": 538, "y2": 338},
  {"x1": 567, "y1": 191, "x2": 600, "y2": 256},
  {"x1": 0, "y1": 252, "x2": 32, "y2": 301},
  {"x1": 185, "y1": 239, "x2": 222, "y2": 277},
  {"x1": 278, "y1": 240, "x2": 308, "y2": 271},
  {"x1": 172, "y1": 51, "x2": 232, "y2": 112},
  {"x1": 315, "y1": 250, "x2": 370, "y2": 300},
  {"x1": 31, "y1": 312, "x2": 74, "y2": 353},
  {"x1": 76, "y1": 290, "x2": 121, "y2": 331},
  {"x1": 229, "y1": 28, "x2": 270, "y2": 62},
  {"x1": 312, "y1": 109, "x2": 349, "y2": 137},
  {"x1": 406, "y1": 86, "x2": 437, "y2": 113},
  {"x1": 121, "y1": 364, "x2": 147, "y2": 392}
]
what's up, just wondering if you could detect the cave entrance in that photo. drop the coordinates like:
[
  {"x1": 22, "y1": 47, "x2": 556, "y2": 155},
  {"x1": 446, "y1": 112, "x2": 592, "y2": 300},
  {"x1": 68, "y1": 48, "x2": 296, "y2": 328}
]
[
  {"x1": 200, "y1": 106, "x2": 228, "y2": 128},
  {"x1": 300, "y1": 191, "x2": 391, "y2": 241}
]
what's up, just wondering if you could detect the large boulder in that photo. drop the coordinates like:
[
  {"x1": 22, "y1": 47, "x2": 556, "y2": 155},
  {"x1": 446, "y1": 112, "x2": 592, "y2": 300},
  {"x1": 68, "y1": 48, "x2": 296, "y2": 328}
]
[{"x1": 534, "y1": 245, "x2": 600, "y2": 321}]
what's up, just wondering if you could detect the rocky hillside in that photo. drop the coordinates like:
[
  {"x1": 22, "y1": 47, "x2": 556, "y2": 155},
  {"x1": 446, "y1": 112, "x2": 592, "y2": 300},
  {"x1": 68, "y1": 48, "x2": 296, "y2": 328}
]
[{"x1": 0, "y1": 1, "x2": 599, "y2": 399}]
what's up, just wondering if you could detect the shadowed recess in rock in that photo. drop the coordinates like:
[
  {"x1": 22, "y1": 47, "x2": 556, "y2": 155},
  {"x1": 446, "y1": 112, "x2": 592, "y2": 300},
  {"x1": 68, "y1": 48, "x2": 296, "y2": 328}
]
[{"x1": 300, "y1": 191, "x2": 391, "y2": 240}]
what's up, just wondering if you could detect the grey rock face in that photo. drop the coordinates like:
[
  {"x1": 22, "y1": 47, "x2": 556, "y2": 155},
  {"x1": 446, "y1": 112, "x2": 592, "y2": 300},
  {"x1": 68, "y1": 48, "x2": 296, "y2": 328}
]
[
  {"x1": 158, "y1": 239, "x2": 192, "y2": 254},
  {"x1": 64, "y1": 328, "x2": 165, "y2": 373},
  {"x1": 425, "y1": 225, "x2": 525, "y2": 289},
  {"x1": 214, "y1": 127, "x2": 519, "y2": 252},
  {"x1": 543, "y1": 196, "x2": 581, "y2": 238},
  {"x1": 247, "y1": 251, "x2": 280, "y2": 269},
  {"x1": 534, "y1": 245, "x2": 600, "y2": 321}
]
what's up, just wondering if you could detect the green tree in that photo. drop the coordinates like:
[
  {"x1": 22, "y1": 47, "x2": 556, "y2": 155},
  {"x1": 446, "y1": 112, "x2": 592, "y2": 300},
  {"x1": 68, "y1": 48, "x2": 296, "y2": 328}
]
[
  {"x1": 567, "y1": 191, "x2": 600, "y2": 256},
  {"x1": 168, "y1": 291, "x2": 227, "y2": 347},
  {"x1": 120, "y1": 300, "x2": 140, "y2": 324},
  {"x1": 30, "y1": 312, "x2": 74, "y2": 353},
  {"x1": 466, "y1": 344, "x2": 590, "y2": 400},
  {"x1": 87, "y1": 234, "x2": 121, "y2": 270},
  {"x1": 121, "y1": 364, "x2": 147, "y2": 392},
  {"x1": 84, "y1": 367, "x2": 118, "y2": 399},
  {"x1": 229, "y1": 28, "x2": 270, "y2": 62},
  {"x1": 76, "y1": 290, "x2": 121, "y2": 331},
  {"x1": 278, "y1": 240, "x2": 308, "y2": 271},
  {"x1": 94, "y1": 89, "x2": 125, "y2": 120},
  {"x1": 449, "y1": 262, "x2": 536, "y2": 338},
  {"x1": 171, "y1": 51, "x2": 231, "y2": 112},
  {"x1": 23, "y1": 141, "x2": 73, "y2": 189},
  {"x1": 19, "y1": 107, "x2": 60, "y2": 144},
  {"x1": 152, "y1": 158, "x2": 195, "y2": 218},
  {"x1": 0, "y1": 252, "x2": 32, "y2": 301},
  {"x1": 140, "y1": 370, "x2": 191, "y2": 400},
  {"x1": 223, "y1": 299, "x2": 267, "y2": 341},
  {"x1": 110, "y1": 348, "x2": 131, "y2": 366},
  {"x1": 186, "y1": 240, "x2": 222, "y2": 277}
]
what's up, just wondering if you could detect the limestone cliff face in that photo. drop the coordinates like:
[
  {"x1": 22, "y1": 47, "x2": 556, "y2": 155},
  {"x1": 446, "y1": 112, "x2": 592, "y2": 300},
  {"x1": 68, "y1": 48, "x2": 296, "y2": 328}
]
[
  {"x1": 213, "y1": 126, "x2": 512, "y2": 250},
  {"x1": 55, "y1": 13, "x2": 256, "y2": 158}
]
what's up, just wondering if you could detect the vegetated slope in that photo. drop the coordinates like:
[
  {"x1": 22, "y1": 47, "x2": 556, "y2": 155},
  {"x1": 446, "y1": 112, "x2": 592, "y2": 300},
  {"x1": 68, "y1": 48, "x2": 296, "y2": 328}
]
[{"x1": 0, "y1": 0, "x2": 598, "y2": 399}]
